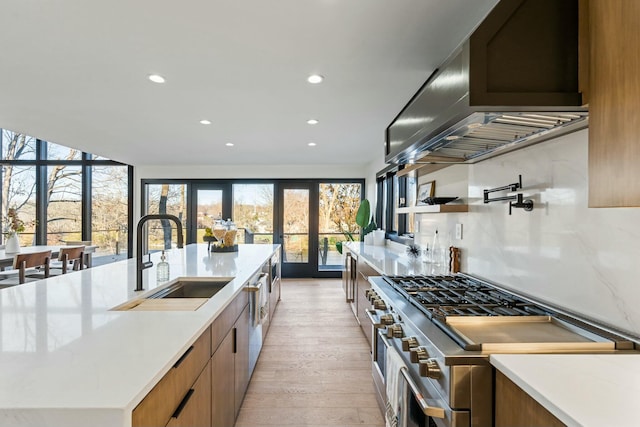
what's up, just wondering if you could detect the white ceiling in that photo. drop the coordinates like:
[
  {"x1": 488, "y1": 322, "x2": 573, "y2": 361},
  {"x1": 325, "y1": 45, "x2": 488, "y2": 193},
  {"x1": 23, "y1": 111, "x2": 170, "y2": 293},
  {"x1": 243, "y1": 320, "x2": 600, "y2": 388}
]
[{"x1": 0, "y1": 0, "x2": 499, "y2": 167}]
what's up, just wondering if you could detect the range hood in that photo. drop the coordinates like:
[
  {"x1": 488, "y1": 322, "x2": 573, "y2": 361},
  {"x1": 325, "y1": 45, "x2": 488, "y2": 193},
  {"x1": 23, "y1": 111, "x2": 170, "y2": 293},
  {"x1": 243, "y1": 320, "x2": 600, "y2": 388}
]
[{"x1": 385, "y1": 0, "x2": 588, "y2": 165}]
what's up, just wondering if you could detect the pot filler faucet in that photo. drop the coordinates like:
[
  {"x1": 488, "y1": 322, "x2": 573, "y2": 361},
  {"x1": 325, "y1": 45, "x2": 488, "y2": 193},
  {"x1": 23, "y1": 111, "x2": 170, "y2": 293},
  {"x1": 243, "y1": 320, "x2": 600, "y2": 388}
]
[{"x1": 136, "y1": 214, "x2": 184, "y2": 291}]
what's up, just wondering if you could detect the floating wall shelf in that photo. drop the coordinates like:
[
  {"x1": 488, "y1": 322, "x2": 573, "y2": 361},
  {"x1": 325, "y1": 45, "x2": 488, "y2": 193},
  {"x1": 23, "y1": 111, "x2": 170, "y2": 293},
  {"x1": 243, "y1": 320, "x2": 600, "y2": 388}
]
[{"x1": 397, "y1": 204, "x2": 468, "y2": 214}]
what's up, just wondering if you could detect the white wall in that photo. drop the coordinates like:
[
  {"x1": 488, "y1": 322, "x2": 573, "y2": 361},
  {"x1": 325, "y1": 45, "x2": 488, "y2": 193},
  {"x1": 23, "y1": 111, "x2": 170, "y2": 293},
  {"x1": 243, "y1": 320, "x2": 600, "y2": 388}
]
[
  {"x1": 412, "y1": 129, "x2": 640, "y2": 338},
  {"x1": 136, "y1": 164, "x2": 368, "y2": 180}
]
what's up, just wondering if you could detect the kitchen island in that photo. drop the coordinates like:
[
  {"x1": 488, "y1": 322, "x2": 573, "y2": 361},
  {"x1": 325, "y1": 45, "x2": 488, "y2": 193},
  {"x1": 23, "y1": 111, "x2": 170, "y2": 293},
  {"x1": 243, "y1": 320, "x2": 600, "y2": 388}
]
[
  {"x1": 491, "y1": 353, "x2": 640, "y2": 427},
  {"x1": 0, "y1": 243, "x2": 280, "y2": 427}
]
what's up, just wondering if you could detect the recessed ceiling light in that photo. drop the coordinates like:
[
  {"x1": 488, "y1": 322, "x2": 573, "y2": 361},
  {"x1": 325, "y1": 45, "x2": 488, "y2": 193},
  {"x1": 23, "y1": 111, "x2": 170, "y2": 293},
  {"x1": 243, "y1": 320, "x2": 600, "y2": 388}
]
[
  {"x1": 307, "y1": 74, "x2": 324, "y2": 84},
  {"x1": 225, "y1": 142, "x2": 234, "y2": 147},
  {"x1": 308, "y1": 142, "x2": 317, "y2": 147},
  {"x1": 445, "y1": 135, "x2": 461, "y2": 141},
  {"x1": 307, "y1": 119, "x2": 319, "y2": 125},
  {"x1": 148, "y1": 74, "x2": 165, "y2": 83},
  {"x1": 200, "y1": 120, "x2": 211, "y2": 125}
]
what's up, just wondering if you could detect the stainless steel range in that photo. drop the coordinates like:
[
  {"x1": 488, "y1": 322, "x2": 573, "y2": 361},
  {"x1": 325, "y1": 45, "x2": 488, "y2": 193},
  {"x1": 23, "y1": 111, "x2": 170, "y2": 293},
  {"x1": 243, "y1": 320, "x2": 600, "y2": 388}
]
[{"x1": 367, "y1": 274, "x2": 637, "y2": 427}]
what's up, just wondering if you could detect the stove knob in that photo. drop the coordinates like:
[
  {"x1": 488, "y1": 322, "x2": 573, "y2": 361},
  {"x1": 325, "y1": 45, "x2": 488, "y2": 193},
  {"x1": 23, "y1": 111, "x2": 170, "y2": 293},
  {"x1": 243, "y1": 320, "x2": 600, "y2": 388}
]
[
  {"x1": 380, "y1": 314, "x2": 394, "y2": 325},
  {"x1": 365, "y1": 289, "x2": 375, "y2": 299},
  {"x1": 373, "y1": 299, "x2": 387, "y2": 310},
  {"x1": 386, "y1": 323, "x2": 404, "y2": 338},
  {"x1": 401, "y1": 337, "x2": 419, "y2": 351},
  {"x1": 419, "y1": 358, "x2": 442, "y2": 379},
  {"x1": 410, "y1": 346, "x2": 429, "y2": 363}
]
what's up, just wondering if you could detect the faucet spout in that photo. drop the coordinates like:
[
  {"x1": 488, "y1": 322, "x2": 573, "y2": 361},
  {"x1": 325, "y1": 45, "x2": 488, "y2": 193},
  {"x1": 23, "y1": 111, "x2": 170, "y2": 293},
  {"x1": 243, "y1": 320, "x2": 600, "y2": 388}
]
[{"x1": 136, "y1": 214, "x2": 184, "y2": 291}]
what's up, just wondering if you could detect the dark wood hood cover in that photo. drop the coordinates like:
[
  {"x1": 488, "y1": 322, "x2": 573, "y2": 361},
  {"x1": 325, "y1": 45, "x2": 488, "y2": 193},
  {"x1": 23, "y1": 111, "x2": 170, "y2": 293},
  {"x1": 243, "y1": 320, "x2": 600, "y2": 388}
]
[{"x1": 386, "y1": 0, "x2": 587, "y2": 165}]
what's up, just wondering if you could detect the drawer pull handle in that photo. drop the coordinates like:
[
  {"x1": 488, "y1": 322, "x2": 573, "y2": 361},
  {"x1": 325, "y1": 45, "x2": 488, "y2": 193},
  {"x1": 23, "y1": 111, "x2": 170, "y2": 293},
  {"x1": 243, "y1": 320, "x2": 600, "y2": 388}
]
[
  {"x1": 173, "y1": 346, "x2": 194, "y2": 368},
  {"x1": 172, "y1": 389, "x2": 194, "y2": 418}
]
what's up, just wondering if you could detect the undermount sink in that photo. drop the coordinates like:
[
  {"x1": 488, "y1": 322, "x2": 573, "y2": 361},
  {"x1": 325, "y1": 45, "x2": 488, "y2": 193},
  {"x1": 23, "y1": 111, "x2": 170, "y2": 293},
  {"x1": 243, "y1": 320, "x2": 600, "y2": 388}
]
[
  {"x1": 145, "y1": 278, "x2": 234, "y2": 299},
  {"x1": 111, "y1": 277, "x2": 234, "y2": 311}
]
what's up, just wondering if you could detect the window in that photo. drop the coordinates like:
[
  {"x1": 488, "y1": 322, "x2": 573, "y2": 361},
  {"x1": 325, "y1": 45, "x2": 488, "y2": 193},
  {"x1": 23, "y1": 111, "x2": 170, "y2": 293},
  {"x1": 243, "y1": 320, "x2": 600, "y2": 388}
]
[
  {"x1": 46, "y1": 165, "x2": 82, "y2": 245},
  {"x1": 233, "y1": 183, "x2": 274, "y2": 244},
  {"x1": 0, "y1": 128, "x2": 132, "y2": 264},
  {"x1": 1, "y1": 129, "x2": 36, "y2": 160},
  {"x1": 1, "y1": 166, "x2": 36, "y2": 246},
  {"x1": 92, "y1": 165, "x2": 129, "y2": 258},
  {"x1": 47, "y1": 141, "x2": 82, "y2": 160},
  {"x1": 145, "y1": 183, "x2": 188, "y2": 251}
]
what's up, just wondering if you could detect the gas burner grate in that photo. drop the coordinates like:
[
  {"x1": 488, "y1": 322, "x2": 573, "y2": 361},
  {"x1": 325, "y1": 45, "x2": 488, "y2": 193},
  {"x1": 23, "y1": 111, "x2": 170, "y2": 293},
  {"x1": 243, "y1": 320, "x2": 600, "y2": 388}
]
[{"x1": 382, "y1": 274, "x2": 552, "y2": 320}]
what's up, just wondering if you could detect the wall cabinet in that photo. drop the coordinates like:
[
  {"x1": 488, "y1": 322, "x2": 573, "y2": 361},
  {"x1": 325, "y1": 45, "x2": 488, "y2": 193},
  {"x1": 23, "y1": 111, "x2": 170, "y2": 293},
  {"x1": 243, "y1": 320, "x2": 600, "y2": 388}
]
[
  {"x1": 588, "y1": 0, "x2": 640, "y2": 207},
  {"x1": 495, "y1": 371, "x2": 565, "y2": 427}
]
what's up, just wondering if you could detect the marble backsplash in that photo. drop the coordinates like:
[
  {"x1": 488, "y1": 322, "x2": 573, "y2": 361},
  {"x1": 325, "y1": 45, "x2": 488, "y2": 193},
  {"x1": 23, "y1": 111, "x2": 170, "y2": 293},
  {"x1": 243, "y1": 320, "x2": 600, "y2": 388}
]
[{"x1": 414, "y1": 128, "x2": 640, "y2": 338}]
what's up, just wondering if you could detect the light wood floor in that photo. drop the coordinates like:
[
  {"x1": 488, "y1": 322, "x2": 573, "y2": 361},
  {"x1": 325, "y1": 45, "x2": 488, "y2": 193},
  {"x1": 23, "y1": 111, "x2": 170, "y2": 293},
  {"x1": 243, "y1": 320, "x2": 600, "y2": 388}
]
[{"x1": 235, "y1": 278, "x2": 385, "y2": 427}]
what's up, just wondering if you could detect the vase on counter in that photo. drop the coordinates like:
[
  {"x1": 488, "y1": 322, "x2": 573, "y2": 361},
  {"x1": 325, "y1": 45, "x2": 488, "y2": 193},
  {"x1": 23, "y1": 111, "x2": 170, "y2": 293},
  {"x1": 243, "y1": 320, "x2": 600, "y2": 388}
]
[
  {"x1": 364, "y1": 233, "x2": 374, "y2": 245},
  {"x1": 4, "y1": 232, "x2": 20, "y2": 253}
]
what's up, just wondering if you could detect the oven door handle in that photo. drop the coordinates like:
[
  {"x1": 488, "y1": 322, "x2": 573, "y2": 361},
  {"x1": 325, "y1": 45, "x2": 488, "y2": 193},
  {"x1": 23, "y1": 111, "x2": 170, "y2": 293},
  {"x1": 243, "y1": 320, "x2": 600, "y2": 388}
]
[
  {"x1": 380, "y1": 333, "x2": 446, "y2": 420},
  {"x1": 400, "y1": 367, "x2": 445, "y2": 419}
]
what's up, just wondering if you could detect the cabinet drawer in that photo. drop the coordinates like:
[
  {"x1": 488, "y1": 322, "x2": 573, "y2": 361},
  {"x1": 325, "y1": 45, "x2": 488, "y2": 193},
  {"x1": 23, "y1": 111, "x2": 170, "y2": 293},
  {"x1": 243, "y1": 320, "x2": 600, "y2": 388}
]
[
  {"x1": 211, "y1": 290, "x2": 249, "y2": 353},
  {"x1": 132, "y1": 326, "x2": 212, "y2": 427},
  {"x1": 166, "y1": 360, "x2": 212, "y2": 427}
]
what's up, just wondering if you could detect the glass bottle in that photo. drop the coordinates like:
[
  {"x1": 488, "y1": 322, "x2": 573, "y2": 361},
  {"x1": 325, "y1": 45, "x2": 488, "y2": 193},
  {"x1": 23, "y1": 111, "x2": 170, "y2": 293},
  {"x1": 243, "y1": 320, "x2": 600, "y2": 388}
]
[
  {"x1": 431, "y1": 230, "x2": 443, "y2": 275},
  {"x1": 157, "y1": 250, "x2": 170, "y2": 282}
]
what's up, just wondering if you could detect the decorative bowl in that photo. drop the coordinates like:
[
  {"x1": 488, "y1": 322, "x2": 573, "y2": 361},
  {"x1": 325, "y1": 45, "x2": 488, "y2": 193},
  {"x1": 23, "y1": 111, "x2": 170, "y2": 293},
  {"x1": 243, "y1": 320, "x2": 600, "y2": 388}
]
[{"x1": 421, "y1": 197, "x2": 458, "y2": 205}]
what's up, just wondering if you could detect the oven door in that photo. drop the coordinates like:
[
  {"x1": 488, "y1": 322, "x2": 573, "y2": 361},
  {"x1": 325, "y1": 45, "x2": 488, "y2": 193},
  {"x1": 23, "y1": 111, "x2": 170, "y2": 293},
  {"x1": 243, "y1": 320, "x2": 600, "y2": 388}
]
[{"x1": 378, "y1": 332, "x2": 470, "y2": 427}]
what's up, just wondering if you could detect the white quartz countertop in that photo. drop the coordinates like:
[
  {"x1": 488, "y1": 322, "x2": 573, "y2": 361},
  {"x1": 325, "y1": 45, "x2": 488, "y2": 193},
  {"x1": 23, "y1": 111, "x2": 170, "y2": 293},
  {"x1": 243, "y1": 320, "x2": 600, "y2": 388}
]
[
  {"x1": 491, "y1": 354, "x2": 640, "y2": 427},
  {"x1": 0, "y1": 243, "x2": 279, "y2": 427},
  {"x1": 345, "y1": 242, "x2": 432, "y2": 276}
]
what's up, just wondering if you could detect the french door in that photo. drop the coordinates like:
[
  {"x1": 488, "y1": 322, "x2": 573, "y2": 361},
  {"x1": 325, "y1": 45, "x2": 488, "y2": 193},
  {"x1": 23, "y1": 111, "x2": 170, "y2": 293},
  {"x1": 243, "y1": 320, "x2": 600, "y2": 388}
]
[
  {"x1": 277, "y1": 182, "x2": 317, "y2": 277},
  {"x1": 143, "y1": 179, "x2": 363, "y2": 279}
]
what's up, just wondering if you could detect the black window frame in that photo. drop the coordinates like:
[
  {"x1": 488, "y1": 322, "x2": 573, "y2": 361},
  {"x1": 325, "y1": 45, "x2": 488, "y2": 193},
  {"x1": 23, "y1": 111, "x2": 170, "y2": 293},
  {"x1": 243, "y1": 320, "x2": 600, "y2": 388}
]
[{"x1": 0, "y1": 130, "x2": 134, "y2": 257}]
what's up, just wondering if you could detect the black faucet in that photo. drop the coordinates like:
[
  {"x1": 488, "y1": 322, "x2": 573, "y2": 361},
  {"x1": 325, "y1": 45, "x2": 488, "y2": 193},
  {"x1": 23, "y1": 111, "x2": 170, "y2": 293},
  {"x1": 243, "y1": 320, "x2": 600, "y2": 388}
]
[{"x1": 136, "y1": 214, "x2": 184, "y2": 291}]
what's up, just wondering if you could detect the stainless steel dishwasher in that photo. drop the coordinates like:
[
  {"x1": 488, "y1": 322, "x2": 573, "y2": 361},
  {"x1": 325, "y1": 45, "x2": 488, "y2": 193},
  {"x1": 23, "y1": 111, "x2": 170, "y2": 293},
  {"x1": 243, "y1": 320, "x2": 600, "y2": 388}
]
[{"x1": 246, "y1": 272, "x2": 269, "y2": 375}]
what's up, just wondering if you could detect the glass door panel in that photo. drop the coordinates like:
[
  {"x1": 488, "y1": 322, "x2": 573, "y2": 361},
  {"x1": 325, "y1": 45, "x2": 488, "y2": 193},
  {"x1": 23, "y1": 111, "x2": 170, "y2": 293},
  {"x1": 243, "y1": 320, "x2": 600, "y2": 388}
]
[
  {"x1": 145, "y1": 183, "x2": 188, "y2": 251},
  {"x1": 196, "y1": 189, "x2": 223, "y2": 241},
  {"x1": 318, "y1": 182, "x2": 362, "y2": 272},
  {"x1": 283, "y1": 188, "x2": 309, "y2": 263},
  {"x1": 232, "y1": 183, "x2": 274, "y2": 244}
]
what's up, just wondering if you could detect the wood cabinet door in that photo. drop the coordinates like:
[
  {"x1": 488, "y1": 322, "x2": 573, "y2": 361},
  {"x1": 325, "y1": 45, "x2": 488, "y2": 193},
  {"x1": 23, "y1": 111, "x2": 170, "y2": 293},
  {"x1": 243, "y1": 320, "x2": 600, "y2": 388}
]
[
  {"x1": 166, "y1": 360, "x2": 212, "y2": 427},
  {"x1": 132, "y1": 327, "x2": 211, "y2": 427},
  {"x1": 495, "y1": 371, "x2": 565, "y2": 427},
  {"x1": 234, "y1": 304, "x2": 251, "y2": 417},
  {"x1": 211, "y1": 330, "x2": 235, "y2": 427}
]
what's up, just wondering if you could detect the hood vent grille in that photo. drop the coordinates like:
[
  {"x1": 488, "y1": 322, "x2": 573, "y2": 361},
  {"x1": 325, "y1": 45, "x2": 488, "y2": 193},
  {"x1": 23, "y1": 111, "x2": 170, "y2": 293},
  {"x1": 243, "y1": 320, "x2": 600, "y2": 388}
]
[{"x1": 422, "y1": 112, "x2": 588, "y2": 161}]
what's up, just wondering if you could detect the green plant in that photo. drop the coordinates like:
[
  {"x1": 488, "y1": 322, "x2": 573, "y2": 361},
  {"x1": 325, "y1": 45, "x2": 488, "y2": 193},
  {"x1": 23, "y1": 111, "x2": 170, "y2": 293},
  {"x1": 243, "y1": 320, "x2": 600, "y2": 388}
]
[{"x1": 336, "y1": 199, "x2": 377, "y2": 254}]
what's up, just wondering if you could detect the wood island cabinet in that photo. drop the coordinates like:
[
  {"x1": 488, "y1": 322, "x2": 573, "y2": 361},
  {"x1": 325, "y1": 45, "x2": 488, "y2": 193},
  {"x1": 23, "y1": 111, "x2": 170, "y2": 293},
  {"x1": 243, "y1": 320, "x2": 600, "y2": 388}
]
[
  {"x1": 132, "y1": 326, "x2": 212, "y2": 427},
  {"x1": 166, "y1": 360, "x2": 212, "y2": 427},
  {"x1": 132, "y1": 281, "x2": 252, "y2": 427},
  {"x1": 234, "y1": 303, "x2": 250, "y2": 417},
  {"x1": 495, "y1": 371, "x2": 566, "y2": 427},
  {"x1": 211, "y1": 330, "x2": 235, "y2": 427}
]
